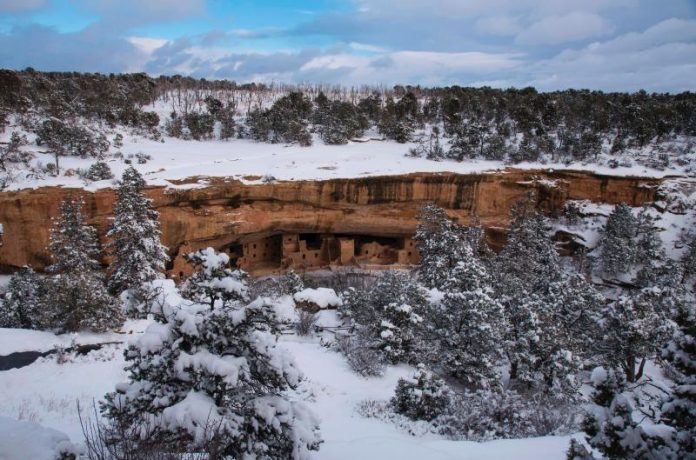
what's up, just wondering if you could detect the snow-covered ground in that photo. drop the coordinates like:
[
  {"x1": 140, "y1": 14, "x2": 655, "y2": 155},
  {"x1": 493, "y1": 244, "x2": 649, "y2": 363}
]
[
  {"x1": 1, "y1": 123, "x2": 692, "y2": 193},
  {"x1": 0, "y1": 312, "x2": 577, "y2": 459}
]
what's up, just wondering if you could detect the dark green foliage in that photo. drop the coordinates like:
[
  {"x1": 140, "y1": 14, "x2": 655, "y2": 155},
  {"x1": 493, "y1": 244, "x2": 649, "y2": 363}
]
[
  {"x1": 246, "y1": 92, "x2": 313, "y2": 146},
  {"x1": 84, "y1": 161, "x2": 113, "y2": 181},
  {"x1": 392, "y1": 365, "x2": 451, "y2": 421},
  {"x1": 35, "y1": 119, "x2": 109, "y2": 172},
  {"x1": 0, "y1": 266, "x2": 44, "y2": 329},
  {"x1": 317, "y1": 99, "x2": 367, "y2": 144}
]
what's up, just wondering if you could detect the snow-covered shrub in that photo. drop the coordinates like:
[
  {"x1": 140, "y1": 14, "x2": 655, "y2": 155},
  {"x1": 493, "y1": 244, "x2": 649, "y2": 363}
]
[
  {"x1": 441, "y1": 390, "x2": 533, "y2": 440},
  {"x1": 102, "y1": 293, "x2": 322, "y2": 459},
  {"x1": 181, "y1": 247, "x2": 249, "y2": 309},
  {"x1": 82, "y1": 161, "x2": 113, "y2": 181},
  {"x1": 574, "y1": 366, "x2": 676, "y2": 459},
  {"x1": 377, "y1": 302, "x2": 424, "y2": 364},
  {"x1": 274, "y1": 269, "x2": 305, "y2": 297},
  {"x1": 295, "y1": 310, "x2": 318, "y2": 336},
  {"x1": 336, "y1": 332, "x2": 385, "y2": 377},
  {"x1": 391, "y1": 365, "x2": 451, "y2": 421}
]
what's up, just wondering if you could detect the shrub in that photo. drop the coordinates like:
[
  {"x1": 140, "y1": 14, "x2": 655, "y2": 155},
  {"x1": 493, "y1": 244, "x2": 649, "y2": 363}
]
[
  {"x1": 83, "y1": 161, "x2": 113, "y2": 181},
  {"x1": 336, "y1": 331, "x2": 385, "y2": 377},
  {"x1": 391, "y1": 365, "x2": 451, "y2": 421}
]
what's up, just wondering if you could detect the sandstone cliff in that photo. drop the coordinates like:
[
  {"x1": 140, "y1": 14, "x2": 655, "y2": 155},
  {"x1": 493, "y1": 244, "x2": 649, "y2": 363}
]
[{"x1": 0, "y1": 169, "x2": 663, "y2": 276}]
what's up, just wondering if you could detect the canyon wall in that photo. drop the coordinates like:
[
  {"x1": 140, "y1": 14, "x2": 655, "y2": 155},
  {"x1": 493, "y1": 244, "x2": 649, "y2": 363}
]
[{"x1": 0, "y1": 169, "x2": 663, "y2": 276}]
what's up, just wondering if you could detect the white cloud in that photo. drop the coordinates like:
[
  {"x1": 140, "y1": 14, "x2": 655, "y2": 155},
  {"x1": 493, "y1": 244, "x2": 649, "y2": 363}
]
[
  {"x1": 475, "y1": 16, "x2": 522, "y2": 36},
  {"x1": 519, "y1": 18, "x2": 696, "y2": 91},
  {"x1": 301, "y1": 50, "x2": 522, "y2": 86},
  {"x1": 516, "y1": 11, "x2": 613, "y2": 45}
]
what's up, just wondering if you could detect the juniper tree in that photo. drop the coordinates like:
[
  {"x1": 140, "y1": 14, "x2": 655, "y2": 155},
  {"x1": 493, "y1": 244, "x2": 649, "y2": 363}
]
[
  {"x1": 575, "y1": 367, "x2": 675, "y2": 459},
  {"x1": 601, "y1": 287, "x2": 675, "y2": 382},
  {"x1": 0, "y1": 266, "x2": 44, "y2": 329},
  {"x1": 661, "y1": 306, "x2": 696, "y2": 458},
  {"x1": 343, "y1": 271, "x2": 429, "y2": 365},
  {"x1": 597, "y1": 203, "x2": 638, "y2": 278},
  {"x1": 181, "y1": 247, "x2": 249, "y2": 309},
  {"x1": 436, "y1": 243, "x2": 504, "y2": 389},
  {"x1": 414, "y1": 204, "x2": 468, "y2": 289},
  {"x1": 392, "y1": 365, "x2": 451, "y2": 421},
  {"x1": 103, "y1": 282, "x2": 321, "y2": 459},
  {"x1": 46, "y1": 196, "x2": 122, "y2": 332},
  {"x1": 107, "y1": 167, "x2": 168, "y2": 301}
]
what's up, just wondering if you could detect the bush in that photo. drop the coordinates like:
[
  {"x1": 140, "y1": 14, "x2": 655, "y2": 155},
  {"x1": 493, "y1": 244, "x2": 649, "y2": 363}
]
[
  {"x1": 391, "y1": 365, "x2": 451, "y2": 421},
  {"x1": 295, "y1": 310, "x2": 318, "y2": 336},
  {"x1": 336, "y1": 332, "x2": 385, "y2": 377},
  {"x1": 84, "y1": 161, "x2": 113, "y2": 181}
]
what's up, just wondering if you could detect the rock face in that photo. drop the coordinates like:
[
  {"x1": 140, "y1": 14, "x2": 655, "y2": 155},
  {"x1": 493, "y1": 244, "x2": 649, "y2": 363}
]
[{"x1": 0, "y1": 169, "x2": 662, "y2": 276}]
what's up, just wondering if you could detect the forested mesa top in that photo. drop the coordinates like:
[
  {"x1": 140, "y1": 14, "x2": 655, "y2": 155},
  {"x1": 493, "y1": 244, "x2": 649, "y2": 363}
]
[{"x1": 0, "y1": 69, "x2": 694, "y2": 192}]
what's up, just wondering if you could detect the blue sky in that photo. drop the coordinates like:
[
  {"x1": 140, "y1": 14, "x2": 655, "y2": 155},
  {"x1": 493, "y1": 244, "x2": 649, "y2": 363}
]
[{"x1": 0, "y1": 0, "x2": 694, "y2": 91}]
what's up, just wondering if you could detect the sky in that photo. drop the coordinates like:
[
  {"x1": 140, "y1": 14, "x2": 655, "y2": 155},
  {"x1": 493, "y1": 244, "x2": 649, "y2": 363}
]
[{"x1": 0, "y1": 0, "x2": 695, "y2": 92}]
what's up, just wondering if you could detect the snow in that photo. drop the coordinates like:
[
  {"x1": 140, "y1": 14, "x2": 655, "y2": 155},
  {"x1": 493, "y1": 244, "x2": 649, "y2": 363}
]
[
  {"x1": 294, "y1": 288, "x2": 342, "y2": 309},
  {"x1": 0, "y1": 319, "x2": 578, "y2": 459},
  {"x1": 2, "y1": 123, "x2": 691, "y2": 193},
  {"x1": 0, "y1": 416, "x2": 77, "y2": 460},
  {"x1": 0, "y1": 319, "x2": 149, "y2": 355}
]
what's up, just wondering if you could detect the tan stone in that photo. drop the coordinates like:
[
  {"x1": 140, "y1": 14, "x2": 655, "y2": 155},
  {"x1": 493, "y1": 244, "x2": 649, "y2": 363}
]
[{"x1": 0, "y1": 169, "x2": 663, "y2": 276}]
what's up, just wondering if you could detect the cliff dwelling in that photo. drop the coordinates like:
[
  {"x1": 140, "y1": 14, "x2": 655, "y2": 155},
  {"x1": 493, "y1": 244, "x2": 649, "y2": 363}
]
[{"x1": 172, "y1": 232, "x2": 420, "y2": 279}]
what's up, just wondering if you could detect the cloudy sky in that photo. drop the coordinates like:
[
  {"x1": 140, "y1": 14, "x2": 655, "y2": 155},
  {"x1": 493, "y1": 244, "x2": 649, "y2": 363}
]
[{"x1": 1, "y1": 0, "x2": 695, "y2": 91}]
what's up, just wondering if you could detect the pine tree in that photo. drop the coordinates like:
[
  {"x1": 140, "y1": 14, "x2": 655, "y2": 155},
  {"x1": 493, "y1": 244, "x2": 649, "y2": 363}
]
[
  {"x1": 497, "y1": 195, "x2": 560, "y2": 291},
  {"x1": 436, "y1": 244, "x2": 504, "y2": 389},
  {"x1": 181, "y1": 247, "x2": 249, "y2": 309},
  {"x1": 635, "y1": 208, "x2": 665, "y2": 287},
  {"x1": 107, "y1": 166, "x2": 168, "y2": 299},
  {"x1": 48, "y1": 196, "x2": 100, "y2": 275},
  {"x1": 47, "y1": 196, "x2": 122, "y2": 332},
  {"x1": 598, "y1": 203, "x2": 638, "y2": 277},
  {"x1": 414, "y1": 204, "x2": 468, "y2": 289},
  {"x1": 102, "y1": 283, "x2": 321, "y2": 459},
  {"x1": 661, "y1": 306, "x2": 696, "y2": 458},
  {"x1": 602, "y1": 288, "x2": 674, "y2": 382},
  {"x1": 0, "y1": 266, "x2": 44, "y2": 329}
]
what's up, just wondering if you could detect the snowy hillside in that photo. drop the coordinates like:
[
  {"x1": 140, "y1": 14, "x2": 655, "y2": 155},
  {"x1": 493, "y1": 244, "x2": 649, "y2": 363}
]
[{"x1": 0, "y1": 311, "x2": 577, "y2": 460}]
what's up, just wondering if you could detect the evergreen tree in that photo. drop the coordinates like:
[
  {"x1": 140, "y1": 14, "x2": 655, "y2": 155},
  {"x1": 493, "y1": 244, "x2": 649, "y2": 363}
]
[
  {"x1": 576, "y1": 366, "x2": 675, "y2": 459},
  {"x1": 598, "y1": 203, "x2": 638, "y2": 277},
  {"x1": 47, "y1": 196, "x2": 122, "y2": 332},
  {"x1": 436, "y1": 244, "x2": 504, "y2": 389},
  {"x1": 0, "y1": 266, "x2": 44, "y2": 329},
  {"x1": 601, "y1": 288, "x2": 674, "y2": 382},
  {"x1": 102, "y1": 283, "x2": 321, "y2": 459},
  {"x1": 275, "y1": 269, "x2": 305, "y2": 296},
  {"x1": 414, "y1": 204, "x2": 468, "y2": 289},
  {"x1": 181, "y1": 247, "x2": 249, "y2": 309},
  {"x1": 107, "y1": 167, "x2": 168, "y2": 299},
  {"x1": 661, "y1": 306, "x2": 696, "y2": 458},
  {"x1": 376, "y1": 301, "x2": 424, "y2": 365},
  {"x1": 391, "y1": 364, "x2": 451, "y2": 421},
  {"x1": 48, "y1": 196, "x2": 101, "y2": 274},
  {"x1": 634, "y1": 209, "x2": 665, "y2": 286}
]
